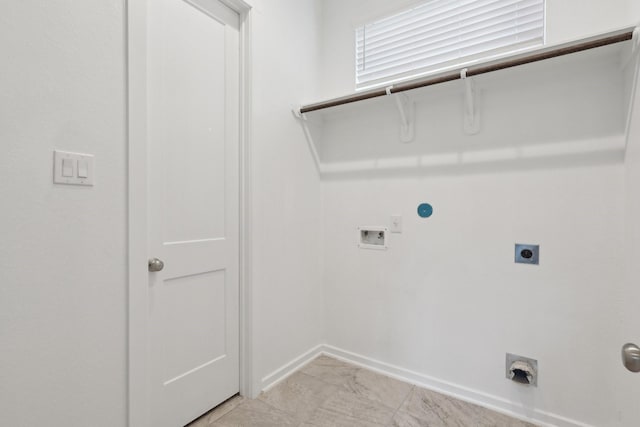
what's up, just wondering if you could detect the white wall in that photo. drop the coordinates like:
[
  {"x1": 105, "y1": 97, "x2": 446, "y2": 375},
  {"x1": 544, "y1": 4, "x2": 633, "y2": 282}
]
[
  {"x1": 545, "y1": 0, "x2": 633, "y2": 44},
  {"x1": 633, "y1": 2, "x2": 640, "y2": 22},
  {"x1": 619, "y1": 48, "x2": 640, "y2": 427},
  {"x1": 249, "y1": 0, "x2": 325, "y2": 394},
  {"x1": 316, "y1": 1, "x2": 636, "y2": 425},
  {"x1": 323, "y1": 166, "x2": 626, "y2": 426},
  {"x1": 0, "y1": 1, "x2": 127, "y2": 426}
]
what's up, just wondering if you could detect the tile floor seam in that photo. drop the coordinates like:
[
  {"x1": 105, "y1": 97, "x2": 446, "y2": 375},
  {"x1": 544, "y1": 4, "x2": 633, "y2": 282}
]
[
  {"x1": 257, "y1": 389, "x2": 300, "y2": 415},
  {"x1": 206, "y1": 399, "x2": 250, "y2": 426},
  {"x1": 307, "y1": 376, "x2": 387, "y2": 427},
  {"x1": 323, "y1": 389, "x2": 398, "y2": 426},
  {"x1": 387, "y1": 384, "x2": 414, "y2": 426},
  {"x1": 296, "y1": 371, "x2": 340, "y2": 419},
  {"x1": 258, "y1": 371, "x2": 341, "y2": 425}
]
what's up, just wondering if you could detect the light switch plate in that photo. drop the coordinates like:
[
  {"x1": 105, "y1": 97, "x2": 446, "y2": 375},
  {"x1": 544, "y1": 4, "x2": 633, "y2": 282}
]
[
  {"x1": 53, "y1": 150, "x2": 94, "y2": 186},
  {"x1": 390, "y1": 215, "x2": 403, "y2": 233}
]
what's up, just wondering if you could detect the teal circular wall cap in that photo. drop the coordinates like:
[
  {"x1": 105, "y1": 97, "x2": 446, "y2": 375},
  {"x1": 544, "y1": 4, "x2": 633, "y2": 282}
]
[{"x1": 417, "y1": 203, "x2": 433, "y2": 218}]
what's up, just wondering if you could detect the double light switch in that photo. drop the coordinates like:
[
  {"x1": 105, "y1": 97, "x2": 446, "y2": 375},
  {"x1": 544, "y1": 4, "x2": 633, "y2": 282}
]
[{"x1": 54, "y1": 150, "x2": 94, "y2": 186}]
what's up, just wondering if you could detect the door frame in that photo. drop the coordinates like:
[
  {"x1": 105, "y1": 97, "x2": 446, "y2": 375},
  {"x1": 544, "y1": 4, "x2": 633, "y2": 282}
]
[{"x1": 126, "y1": 1, "x2": 254, "y2": 426}]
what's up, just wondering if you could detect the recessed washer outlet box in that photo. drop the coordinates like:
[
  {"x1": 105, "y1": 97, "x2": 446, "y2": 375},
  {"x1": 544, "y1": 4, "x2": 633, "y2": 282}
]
[
  {"x1": 506, "y1": 353, "x2": 538, "y2": 386},
  {"x1": 515, "y1": 244, "x2": 539, "y2": 265},
  {"x1": 357, "y1": 227, "x2": 388, "y2": 250}
]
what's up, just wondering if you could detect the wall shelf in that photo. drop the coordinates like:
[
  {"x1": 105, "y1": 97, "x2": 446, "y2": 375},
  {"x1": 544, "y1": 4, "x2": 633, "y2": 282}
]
[{"x1": 294, "y1": 26, "x2": 640, "y2": 176}]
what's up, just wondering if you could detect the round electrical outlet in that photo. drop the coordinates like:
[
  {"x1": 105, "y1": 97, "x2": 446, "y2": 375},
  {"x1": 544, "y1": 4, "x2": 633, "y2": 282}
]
[{"x1": 520, "y1": 249, "x2": 533, "y2": 259}]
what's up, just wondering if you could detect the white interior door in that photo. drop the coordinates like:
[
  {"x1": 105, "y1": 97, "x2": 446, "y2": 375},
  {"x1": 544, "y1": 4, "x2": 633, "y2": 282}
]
[{"x1": 148, "y1": 0, "x2": 240, "y2": 426}]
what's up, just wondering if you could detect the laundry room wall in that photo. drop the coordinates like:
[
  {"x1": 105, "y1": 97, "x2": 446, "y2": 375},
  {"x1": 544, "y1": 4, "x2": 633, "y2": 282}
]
[
  {"x1": 315, "y1": 1, "x2": 635, "y2": 425},
  {"x1": 248, "y1": 0, "x2": 326, "y2": 394},
  {"x1": 0, "y1": 1, "x2": 128, "y2": 426}
]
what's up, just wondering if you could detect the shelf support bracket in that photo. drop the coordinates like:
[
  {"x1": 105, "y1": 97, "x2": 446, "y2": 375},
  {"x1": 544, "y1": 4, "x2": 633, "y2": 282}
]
[
  {"x1": 624, "y1": 26, "x2": 640, "y2": 152},
  {"x1": 292, "y1": 107, "x2": 323, "y2": 173},
  {"x1": 622, "y1": 25, "x2": 640, "y2": 70},
  {"x1": 461, "y1": 68, "x2": 480, "y2": 135},
  {"x1": 387, "y1": 86, "x2": 415, "y2": 142}
]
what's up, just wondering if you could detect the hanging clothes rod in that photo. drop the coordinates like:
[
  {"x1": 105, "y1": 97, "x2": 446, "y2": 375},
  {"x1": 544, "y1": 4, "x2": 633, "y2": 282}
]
[{"x1": 299, "y1": 27, "x2": 636, "y2": 114}]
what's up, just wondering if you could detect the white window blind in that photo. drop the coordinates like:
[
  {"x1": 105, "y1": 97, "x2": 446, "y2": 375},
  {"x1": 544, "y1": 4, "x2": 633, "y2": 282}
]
[{"x1": 355, "y1": 0, "x2": 545, "y2": 89}]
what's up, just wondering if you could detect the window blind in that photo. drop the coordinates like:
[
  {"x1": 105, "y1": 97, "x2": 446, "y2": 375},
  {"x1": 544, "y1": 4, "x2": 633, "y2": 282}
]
[{"x1": 355, "y1": 0, "x2": 545, "y2": 89}]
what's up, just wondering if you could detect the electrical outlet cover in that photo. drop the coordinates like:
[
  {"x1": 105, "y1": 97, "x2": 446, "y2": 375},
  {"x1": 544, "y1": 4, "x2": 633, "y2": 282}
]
[{"x1": 515, "y1": 244, "x2": 539, "y2": 265}]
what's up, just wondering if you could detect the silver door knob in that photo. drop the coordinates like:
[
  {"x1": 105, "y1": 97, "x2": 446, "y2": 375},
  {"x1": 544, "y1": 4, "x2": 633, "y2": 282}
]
[
  {"x1": 148, "y1": 258, "x2": 164, "y2": 272},
  {"x1": 622, "y1": 343, "x2": 640, "y2": 373}
]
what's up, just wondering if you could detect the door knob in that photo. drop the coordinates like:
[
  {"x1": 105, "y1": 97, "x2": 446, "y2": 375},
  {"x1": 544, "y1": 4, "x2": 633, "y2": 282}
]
[
  {"x1": 148, "y1": 258, "x2": 164, "y2": 272},
  {"x1": 622, "y1": 343, "x2": 640, "y2": 373}
]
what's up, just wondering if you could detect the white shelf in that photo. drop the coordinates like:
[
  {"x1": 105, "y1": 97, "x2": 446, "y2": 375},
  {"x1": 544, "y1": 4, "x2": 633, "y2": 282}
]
[{"x1": 294, "y1": 27, "x2": 639, "y2": 176}]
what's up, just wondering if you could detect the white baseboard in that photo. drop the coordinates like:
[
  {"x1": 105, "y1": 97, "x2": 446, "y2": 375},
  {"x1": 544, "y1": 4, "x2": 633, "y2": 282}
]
[
  {"x1": 321, "y1": 344, "x2": 593, "y2": 427},
  {"x1": 258, "y1": 343, "x2": 594, "y2": 427},
  {"x1": 260, "y1": 343, "x2": 324, "y2": 393}
]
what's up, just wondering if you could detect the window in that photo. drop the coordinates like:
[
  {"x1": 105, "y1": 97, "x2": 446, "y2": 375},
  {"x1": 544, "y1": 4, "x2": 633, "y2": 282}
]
[{"x1": 355, "y1": 0, "x2": 545, "y2": 89}]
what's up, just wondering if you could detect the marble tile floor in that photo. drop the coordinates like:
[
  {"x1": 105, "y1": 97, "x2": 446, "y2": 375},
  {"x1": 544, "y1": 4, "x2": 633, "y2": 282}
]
[{"x1": 186, "y1": 355, "x2": 536, "y2": 427}]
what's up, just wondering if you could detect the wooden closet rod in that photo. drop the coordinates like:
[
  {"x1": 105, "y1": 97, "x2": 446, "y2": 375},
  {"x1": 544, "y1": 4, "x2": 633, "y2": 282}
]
[{"x1": 299, "y1": 27, "x2": 636, "y2": 114}]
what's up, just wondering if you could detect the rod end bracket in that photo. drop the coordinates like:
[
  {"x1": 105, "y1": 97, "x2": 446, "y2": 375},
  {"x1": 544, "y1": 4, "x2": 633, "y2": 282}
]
[{"x1": 292, "y1": 106, "x2": 307, "y2": 121}]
